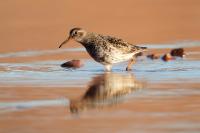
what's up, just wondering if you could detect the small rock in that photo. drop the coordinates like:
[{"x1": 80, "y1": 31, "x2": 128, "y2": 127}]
[
  {"x1": 61, "y1": 60, "x2": 83, "y2": 69},
  {"x1": 135, "y1": 52, "x2": 143, "y2": 57},
  {"x1": 147, "y1": 54, "x2": 160, "y2": 59},
  {"x1": 170, "y1": 48, "x2": 185, "y2": 57},
  {"x1": 162, "y1": 53, "x2": 175, "y2": 61}
]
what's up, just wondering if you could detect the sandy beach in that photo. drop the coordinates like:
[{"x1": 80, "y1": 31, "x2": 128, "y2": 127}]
[{"x1": 0, "y1": 0, "x2": 200, "y2": 53}]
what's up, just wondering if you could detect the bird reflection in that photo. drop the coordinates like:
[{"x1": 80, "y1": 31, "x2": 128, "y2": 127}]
[{"x1": 70, "y1": 72, "x2": 143, "y2": 113}]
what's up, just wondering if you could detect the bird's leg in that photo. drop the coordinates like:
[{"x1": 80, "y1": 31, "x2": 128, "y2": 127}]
[
  {"x1": 126, "y1": 58, "x2": 135, "y2": 71},
  {"x1": 105, "y1": 65, "x2": 112, "y2": 72}
]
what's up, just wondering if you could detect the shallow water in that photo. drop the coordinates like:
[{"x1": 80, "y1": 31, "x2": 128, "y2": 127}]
[{"x1": 0, "y1": 43, "x2": 200, "y2": 133}]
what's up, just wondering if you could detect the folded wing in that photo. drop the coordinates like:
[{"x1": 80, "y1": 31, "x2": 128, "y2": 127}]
[{"x1": 99, "y1": 34, "x2": 147, "y2": 54}]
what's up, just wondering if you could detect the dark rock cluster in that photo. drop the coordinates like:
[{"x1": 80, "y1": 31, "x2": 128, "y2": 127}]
[{"x1": 145, "y1": 48, "x2": 185, "y2": 62}]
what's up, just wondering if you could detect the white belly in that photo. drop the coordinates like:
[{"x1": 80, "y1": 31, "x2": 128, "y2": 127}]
[{"x1": 108, "y1": 52, "x2": 135, "y2": 64}]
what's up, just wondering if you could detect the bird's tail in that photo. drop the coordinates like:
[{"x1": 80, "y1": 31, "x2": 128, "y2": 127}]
[
  {"x1": 136, "y1": 46, "x2": 147, "y2": 52},
  {"x1": 131, "y1": 45, "x2": 147, "y2": 55},
  {"x1": 140, "y1": 46, "x2": 147, "y2": 51},
  {"x1": 133, "y1": 46, "x2": 147, "y2": 57}
]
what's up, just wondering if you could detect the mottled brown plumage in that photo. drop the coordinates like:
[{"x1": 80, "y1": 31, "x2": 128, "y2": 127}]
[{"x1": 59, "y1": 28, "x2": 147, "y2": 71}]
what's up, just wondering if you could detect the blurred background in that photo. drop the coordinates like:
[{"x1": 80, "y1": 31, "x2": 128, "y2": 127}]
[{"x1": 0, "y1": 0, "x2": 200, "y2": 53}]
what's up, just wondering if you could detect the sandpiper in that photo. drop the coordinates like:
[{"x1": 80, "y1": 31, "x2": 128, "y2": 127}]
[{"x1": 59, "y1": 28, "x2": 147, "y2": 71}]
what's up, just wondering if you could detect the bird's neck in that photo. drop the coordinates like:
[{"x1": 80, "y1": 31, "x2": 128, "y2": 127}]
[{"x1": 79, "y1": 32, "x2": 97, "y2": 46}]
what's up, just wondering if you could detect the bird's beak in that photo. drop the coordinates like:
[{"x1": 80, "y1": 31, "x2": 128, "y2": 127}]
[{"x1": 59, "y1": 36, "x2": 71, "y2": 48}]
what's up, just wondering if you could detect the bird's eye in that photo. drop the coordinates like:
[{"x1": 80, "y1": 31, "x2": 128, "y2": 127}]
[{"x1": 74, "y1": 31, "x2": 77, "y2": 35}]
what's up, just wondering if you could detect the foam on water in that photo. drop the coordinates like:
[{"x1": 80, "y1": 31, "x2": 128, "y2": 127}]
[{"x1": 0, "y1": 98, "x2": 69, "y2": 113}]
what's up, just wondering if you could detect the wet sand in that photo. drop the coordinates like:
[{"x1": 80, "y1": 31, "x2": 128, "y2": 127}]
[
  {"x1": 0, "y1": 43, "x2": 200, "y2": 132},
  {"x1": 1, "y1": 0, "x2": 200, "y2": 133}
]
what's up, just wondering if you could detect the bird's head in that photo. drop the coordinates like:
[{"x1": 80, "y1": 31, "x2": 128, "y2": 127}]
[{"x1": 59, "y1": 28, "x2": 87, "y2": 48}]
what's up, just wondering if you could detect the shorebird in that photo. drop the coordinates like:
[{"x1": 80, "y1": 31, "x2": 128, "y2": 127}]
[{"x1": 59, "y1": 28, "x2": 147, "y2": 71}]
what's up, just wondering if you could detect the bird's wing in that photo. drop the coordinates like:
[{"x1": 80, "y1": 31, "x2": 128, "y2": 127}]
[{"x1": 99, "y1": 34, "x2": 146, "y2": 53}]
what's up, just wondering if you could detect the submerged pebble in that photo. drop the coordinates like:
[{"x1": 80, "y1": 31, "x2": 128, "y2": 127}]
[
  {"x1": 61, "y1": 60, "x2": 83, "y2": 69},
  {"x1": 135, "y1": 52, "x2": 143, "y2": 57},
  {"x1": 147, "y1": 54, "x2": 160, "y2": 59},
  {"x1": 162, "y1": 53, "x2": 175, "y2": 61}
]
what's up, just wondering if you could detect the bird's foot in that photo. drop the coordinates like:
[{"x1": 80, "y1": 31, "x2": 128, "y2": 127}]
[
  {"x1": 126, "y1": 67, "x2": 132, "y2": 71},
  {"x1": 105, "y1": 65, "x2": 112, "y2": 72}
]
